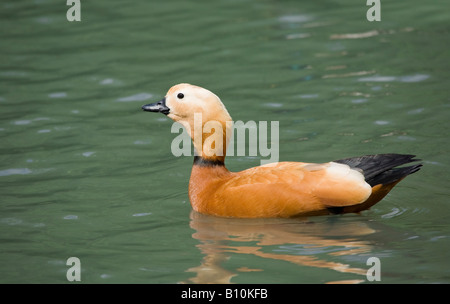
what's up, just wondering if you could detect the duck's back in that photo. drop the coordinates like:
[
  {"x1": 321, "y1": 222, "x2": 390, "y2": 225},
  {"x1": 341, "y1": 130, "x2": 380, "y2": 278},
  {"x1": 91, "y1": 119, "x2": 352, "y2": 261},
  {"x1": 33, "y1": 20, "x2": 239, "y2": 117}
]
[{"x1": 189, "y1": 161, "x2": 372, "y2": 218}]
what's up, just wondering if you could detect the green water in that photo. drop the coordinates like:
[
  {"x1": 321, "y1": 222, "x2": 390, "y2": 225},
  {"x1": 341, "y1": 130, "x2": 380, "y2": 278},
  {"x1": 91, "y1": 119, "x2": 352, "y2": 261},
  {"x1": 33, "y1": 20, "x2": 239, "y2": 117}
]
[{"x1": 1, "y1": 0, "x2": 449, "y2": 284}]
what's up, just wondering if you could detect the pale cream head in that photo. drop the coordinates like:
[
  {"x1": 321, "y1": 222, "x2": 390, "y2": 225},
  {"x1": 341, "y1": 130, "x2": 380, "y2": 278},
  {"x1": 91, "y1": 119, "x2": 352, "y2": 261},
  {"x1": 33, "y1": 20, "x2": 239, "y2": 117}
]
[
  {"x1": 144, "y1": 83, "x2": 233, "y2": 161},
  {"x1": 164, "y1": 83, "x2": 231, "y2": 123}
]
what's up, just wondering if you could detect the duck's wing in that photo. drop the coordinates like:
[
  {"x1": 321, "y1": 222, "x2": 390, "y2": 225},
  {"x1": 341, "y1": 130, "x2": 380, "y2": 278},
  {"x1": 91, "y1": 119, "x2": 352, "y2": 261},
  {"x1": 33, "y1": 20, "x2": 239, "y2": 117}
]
[{"x1": 210, "y1": 162, "x2": 372, "y2": 218}]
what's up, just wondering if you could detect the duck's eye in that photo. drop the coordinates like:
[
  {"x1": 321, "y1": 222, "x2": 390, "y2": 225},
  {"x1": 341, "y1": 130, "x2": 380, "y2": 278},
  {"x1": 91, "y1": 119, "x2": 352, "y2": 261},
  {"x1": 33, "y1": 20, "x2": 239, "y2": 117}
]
[{"x1": 177, "y1": 93, "x2": 184, "y2": 99}]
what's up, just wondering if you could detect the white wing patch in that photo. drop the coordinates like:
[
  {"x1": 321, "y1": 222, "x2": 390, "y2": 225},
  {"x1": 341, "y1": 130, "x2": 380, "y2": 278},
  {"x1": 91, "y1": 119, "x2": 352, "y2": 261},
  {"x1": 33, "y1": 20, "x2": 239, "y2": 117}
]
[
  {"x1": 314, "y1": 162, "x2": 372, "y2": 206},
  {"x1": 327, "y1": 162, "x2": 366, "y2": 183}
]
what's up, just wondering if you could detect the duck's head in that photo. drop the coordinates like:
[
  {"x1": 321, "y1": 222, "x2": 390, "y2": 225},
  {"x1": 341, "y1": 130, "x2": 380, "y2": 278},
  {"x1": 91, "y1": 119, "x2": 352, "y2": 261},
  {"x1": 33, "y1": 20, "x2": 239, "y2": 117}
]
[{"x1": 142, "y1": 83, "x2": 233, "y2": 162}]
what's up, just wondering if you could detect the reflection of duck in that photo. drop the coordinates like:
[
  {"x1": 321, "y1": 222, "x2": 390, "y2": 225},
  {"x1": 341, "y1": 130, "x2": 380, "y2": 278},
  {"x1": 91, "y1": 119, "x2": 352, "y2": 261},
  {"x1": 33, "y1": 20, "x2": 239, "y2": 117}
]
[
  {"x1": 142, "y1": 83, "x2": 421, "y2": 218},
  {"x1": 184, "y1": 211, "x2": 376, "y2": 284}
]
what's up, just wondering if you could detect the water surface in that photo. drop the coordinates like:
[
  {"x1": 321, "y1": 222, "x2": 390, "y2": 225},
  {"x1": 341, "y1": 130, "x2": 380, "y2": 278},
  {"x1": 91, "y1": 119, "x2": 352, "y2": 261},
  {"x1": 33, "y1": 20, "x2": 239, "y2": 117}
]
[{"x1": 0, "y1": 0, "x2": 449, "y2": 283}]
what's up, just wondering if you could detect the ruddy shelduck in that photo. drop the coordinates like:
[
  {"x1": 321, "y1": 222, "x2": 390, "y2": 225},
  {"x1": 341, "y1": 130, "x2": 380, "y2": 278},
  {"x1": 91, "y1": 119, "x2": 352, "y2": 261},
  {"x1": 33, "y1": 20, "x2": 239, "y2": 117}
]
[{"x1": 142, "y1": 83, "x2": 421, "y2": 218}]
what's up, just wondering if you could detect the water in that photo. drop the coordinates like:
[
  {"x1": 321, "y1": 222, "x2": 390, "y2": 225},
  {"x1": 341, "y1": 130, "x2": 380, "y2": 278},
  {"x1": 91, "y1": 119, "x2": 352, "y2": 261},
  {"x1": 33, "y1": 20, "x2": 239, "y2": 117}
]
[{"x1": 1, "y1": 0, "x2": 449, "y2": 284}]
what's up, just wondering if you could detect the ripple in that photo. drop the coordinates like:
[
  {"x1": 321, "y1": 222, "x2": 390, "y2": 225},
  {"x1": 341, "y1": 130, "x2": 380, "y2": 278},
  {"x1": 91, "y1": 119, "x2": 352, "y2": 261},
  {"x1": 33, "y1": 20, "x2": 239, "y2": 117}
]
[
  {"x1": 399, "y1": 74, "x2": 430, "y2": 82},
  {"x1": 407, "y1": 108, "x2": 424, "y2": 114},
  {"x1": 430, "y1": 236, "x2": 447, "y2": 242},
  {"x1": 82, "y1": 151, "x2": 95, "y2": 157},
  {"x1": 358, "y1": 74, "x2": 430, "y2": 83},
  {"x1": 298, "y1": 94, "x2": 318, "y2": 99},
  {"x1": 358, "y1": 76, "x2": 397, "y2": 82},
  {"x1": 0, "y1": 217, "x2": 45, "y2": 227},
  {"x1": 35, "y1": 17, "x2": 52, "y2": 24},
  {"x1": 286, "y1": 33, "x2": 311, "y2": 40},
  {"x1": 351, "y1": 98, "x2": 368, "y2": 104},
  {"x1": 37, "y1": 129, "x2": 51, "y2": 133},
  {"x1": 12, "y1": 117, "x2": 50, "y2": 126},
  {"x1": 381, "y1": 206, "x2": 429, "y2": 219},
  {"x1": 134, "y1": 140, "x2": 152, "y2": 145},
  {"x1": 63, "y1": 215, "x2": 78, "y2": 220},
  {"x1": 424, "y1": 160, "x2": 442, "y2": 166},
  {"x1": 0, "y1": 70, "x2": 28, "y2": 77},
  {"x1": 0, "y1": 167, "x2": 53, "y2": 177},
  {"x1": 278, "y1": 14, "x2": 312, "y2": 23},
  {"x1": 48, "y1": 92, "x2": 67, "y2": 98},
  {"x1": 116, "y1": 93, "x2": 154, "y2": 102},
  {"x1": 274, "y1": 244, "x2": 347, "y2": 255},
  {"x1": 263, "y1": 103, "x2": 283, "y2": 108},
  {"x1": 100, "y1": 78, "x2": 114, "y2": 85},
  {"x1": 330, "y1": 30, "x2": 379, "y2": 40},
  {"x1": 100, "y1": 78, "x2": 122, "y2": 85},
  {"x1": 0, "y1": 217, "x2": 23, "y2": 225},
  {"x1": 405, "y1": 235, "x2": 419, "y2": 240},
  {"x1": 33, "y1": 117, "x2": 50, "y2": 121},
  {"x1": 397, "y1": 135, "x2": 416, "y2": 141},
  {"x1": 323, "y1": 70, "x2": 374, "y2": 79},
  {"x1": 0, "y1": 168, "x2": 32, "y2": 176},
  {"x1": 132, "y1": 212, "x2": 152, "y2": 217},
  {"x1": 47, "y1": 260, "x2": 65, "y2": 266},
  {"x1": 13, "y1": 120, "x2": 32, "y2": 125},
  {"x1": 381, "y1": 207, "x2": 408, "y2": 219},
  {"x1": 100, "y1": 274, "x2": 112, "y2": 279}
]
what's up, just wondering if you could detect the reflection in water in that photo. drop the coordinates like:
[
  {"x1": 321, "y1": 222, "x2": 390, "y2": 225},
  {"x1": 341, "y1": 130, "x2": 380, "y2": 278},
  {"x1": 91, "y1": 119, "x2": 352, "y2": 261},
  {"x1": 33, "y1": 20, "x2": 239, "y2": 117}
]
[{"x1": 184, "y1": 211, "x2": 377, "y2": 284}]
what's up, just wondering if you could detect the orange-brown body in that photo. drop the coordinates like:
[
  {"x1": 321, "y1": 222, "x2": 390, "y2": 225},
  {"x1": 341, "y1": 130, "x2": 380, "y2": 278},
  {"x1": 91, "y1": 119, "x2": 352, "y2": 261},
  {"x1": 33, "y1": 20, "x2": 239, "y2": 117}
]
[{"x1": 189, "y1": 161, "x2": 404, "y2": 218}]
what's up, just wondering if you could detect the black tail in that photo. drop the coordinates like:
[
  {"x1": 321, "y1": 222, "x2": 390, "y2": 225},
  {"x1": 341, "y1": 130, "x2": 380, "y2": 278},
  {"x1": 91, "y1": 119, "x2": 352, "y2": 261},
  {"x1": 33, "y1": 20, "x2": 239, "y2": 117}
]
[{"x1": 334, "y1": 154, "x2": 422, "y2": 187}]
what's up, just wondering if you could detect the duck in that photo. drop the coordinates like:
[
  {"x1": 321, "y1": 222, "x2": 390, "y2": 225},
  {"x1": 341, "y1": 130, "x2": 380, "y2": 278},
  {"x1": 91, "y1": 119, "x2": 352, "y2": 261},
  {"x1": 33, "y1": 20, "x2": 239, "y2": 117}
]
[{"x1": 141, "y1": 83, "x2": 421, "y2": 218}]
